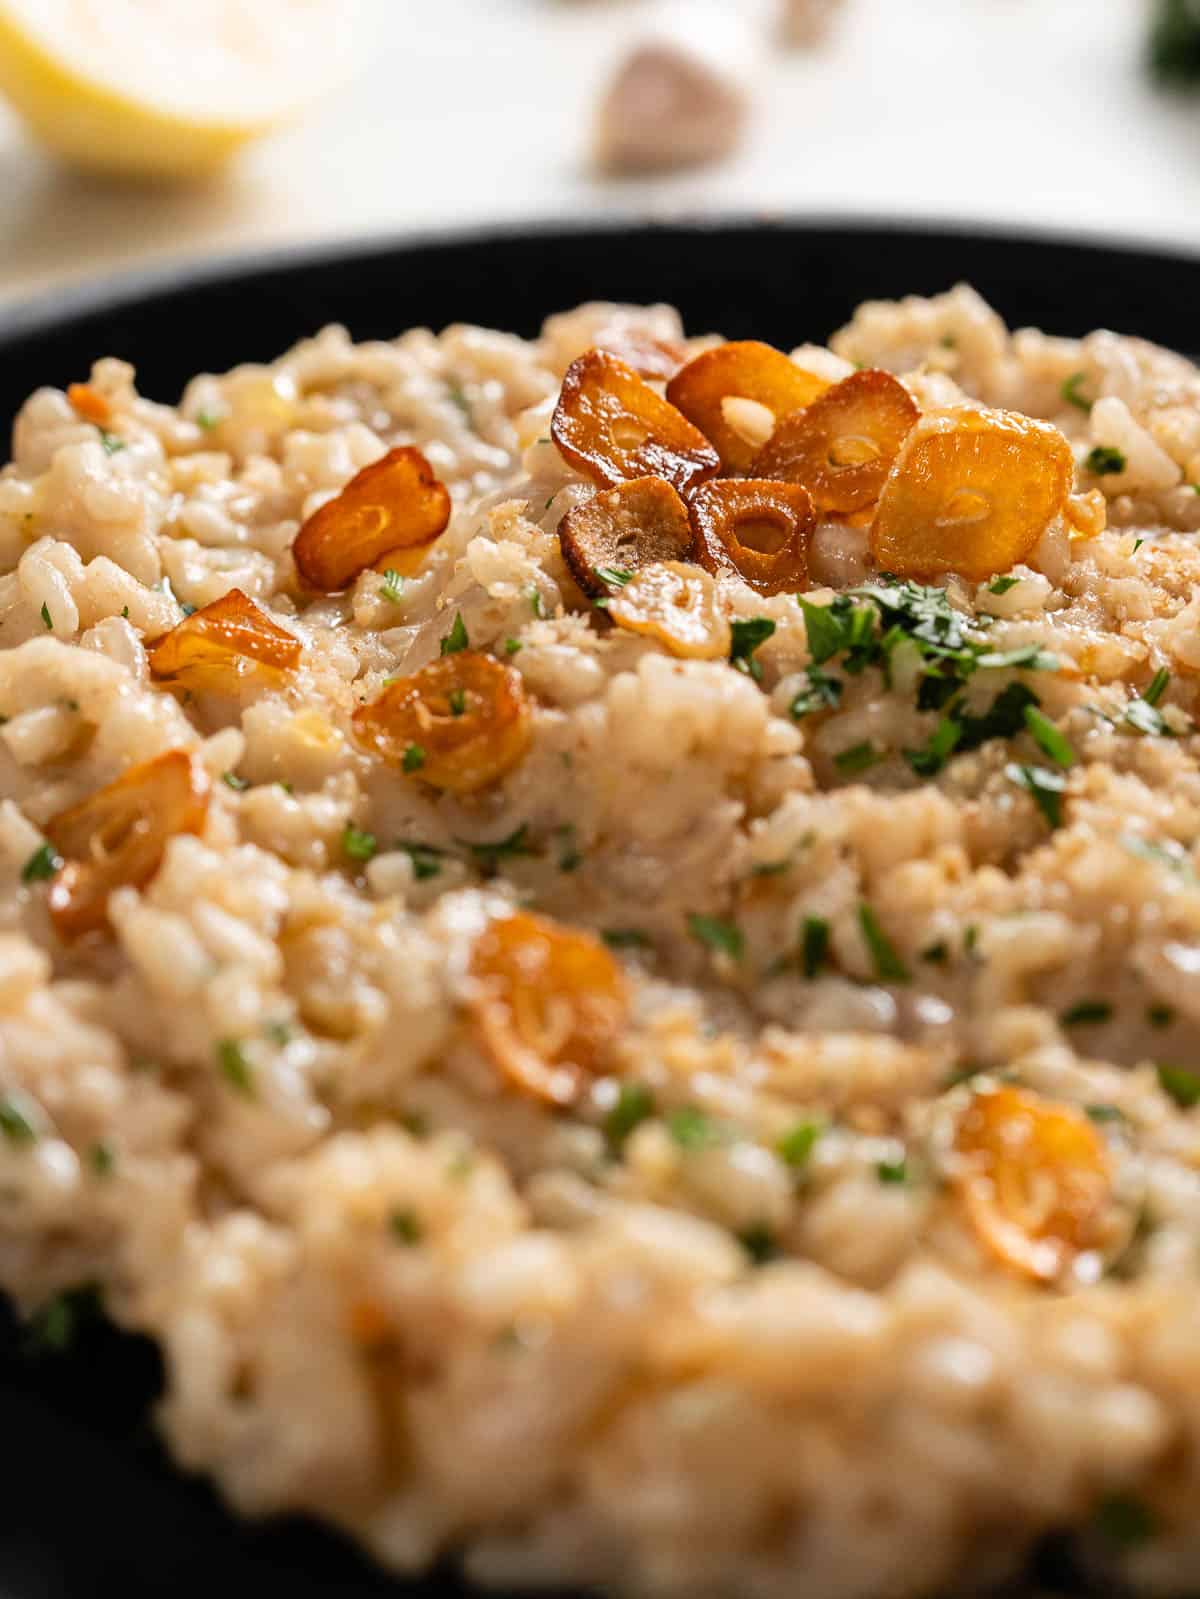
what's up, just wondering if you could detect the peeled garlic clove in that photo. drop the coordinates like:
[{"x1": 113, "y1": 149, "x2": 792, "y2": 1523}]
[{"x1": 594, "y1": 4, "x2": 758, "y2": 175}]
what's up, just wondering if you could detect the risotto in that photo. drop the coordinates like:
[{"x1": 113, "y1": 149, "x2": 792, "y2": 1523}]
[{"x1": 3, "y1": 285, "x2": 1200, "y2": 1597}]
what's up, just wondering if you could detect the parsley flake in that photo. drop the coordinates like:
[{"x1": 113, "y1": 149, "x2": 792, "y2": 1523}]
[
  {"x1": 605, "y1": 1082, "x2": 655, "y2": 1149},
  {"x1": 602, "y1": 928, "x2": 652, "y2": 950},
  {"x1": 1158, "y1": 1063, "x2": 1200, "y2": 1108},
  {"x1": 221, "y1": 771, "x2": 249, "y2": 791},
  {"x1": 503, "y1": 637, "x2": 523, "y2": 655},
  {"x1": 440, "y1": 612, "x2": 469, "y2": 655},
  {"x1": 876, "y1": 1159, "x2": 909, "y2": 1185},
  {"x1": 89, "y1": 1141, "x2": 115, "y2": 1177},
  {"x1": 667, "y1": 1107, "x2": 720, "y2": 1150},
  {"x1": 729, "y1": 616, "x2": 776, "y2": 681},
  {"x1": 1061, "y1": 371, "x2": 1093, "y2": 413},
  {"x1": 858, "y1": 903, "x2": 911, "y2": 983},
  {"x1": 21, "y1": 842, "x2": 62, "y2": 882},
  {"x1": 0, "y1": 1093, "x2": 38, "y2": 1145},
  {"x1": 1145, "y1": 667, "x2": 1170, "y2": 706},
  {"x1": 1061, "y1": 999, "x2": 1113, "y2": 1026},
  {"x1": 834, "y1": 741, "x2": 881, "y2": 775},
  {"x1": 1006, "y1": 762, "x2": 1068, "y2": 828},
  {"x1": 380, "y1": 568, "x2": 404, "y2": 604},
  {"x1": 40, "y1": 602, "x2": 52, "y2": 630},
  {"x1": 988, "y1": 574, "x2": 1020, "y2": 595},
  {"x1": 801, "y1": 915, "x2": 830, "y2": 978},
  {"x1": 216, "y1": 1039, "x2": 254, "y2": 1096},
  {"x1": 1023, "y1": 705, "x2": 1075, "y2": 768},
  {"x1": 1084, "y1": 445, "x2": 1127, "y2": 476},
  {"x1": 778, "y1": 1119, "x2": 823, "y2": 1168},
  {"x1": 448, "y1": 688, "x2": 466, "y2": 717},
  {"x1": 403, "y1": 744, "x2": 426, "y2": 773},
  {"x1": 389, "y1": 1207, "x2": 423, "y2": 1245},
  {"x1": 461, "y1": 824, "x2": 534, "y2": 871},
  {"x1": 97, "y1": 430, "x2": 126, "y2": 455},
  {"x1": 342, "y1": 823, "x2": 377, "y2": 863},
  {"x1": 396, "y1": 840, "x2": 445, "y2": 881},
  {"x1": 593, "y1": 566, "x2": 633, "y2": 592},
  {"x1": 687, "y1": 914, "x2": 743, "y2": 961}
]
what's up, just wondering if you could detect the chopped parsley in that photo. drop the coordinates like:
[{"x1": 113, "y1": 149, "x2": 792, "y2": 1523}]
[
  {"x1": 21, "y1": 842, "x2": 62, "y2": 882},
  {"x1": 987, "y1": 574, "x2": 1020, "y2": 595},
  {"x1": 921, "y1": 940, "x2": 949, "y2": 964},
  {"x1": 221, "y1": 771, "x2": 249, "y2": 791},
  {"x1": 555, "y1": 824, "x2": 582, "y2": 872},
  {"x1": 686, "y1": 913, "x2": 743, "y2": 961},
  {"x1": 1133, "y1": 537, "x2": 1146, "y2": 553},
  {"x1": 1157, "y1": 1063, "x2": 1200, "y2": 1108},
  {"x1": 1061, "y1": 1000, "x2": 1113, "y2": 1027},
  {"x1": 89, "y1": 1141, "x2": 115, "y2": 1177},
  {"x1": 801, "y1": 915, "x2": 830, "y2": 979},
  {"x1": 857, "y1": 903, "x2": 911, "y2": 983},
  {"x1": 602, "y1": 928, "x2": 652, "y2": 950},
  {"x1": 263, "y1": 1019, "x2": 294, "y2": 1046},
  {"x1": 1084, "y1": 445, "x2": 1127, "y2": 476},
  {"x1": 448, "y1": 688, "x2": 467, "y2": 717},
  {"x1": 604, "y1": 1082, "x2": 656, "y2": 1149},
  {"x1": 195, "y1": 409, "x2": 221, "y2": 431},
  {"x1": 216, "y1": 1039, "x2": 254, "y2": 1096},
  {"x1": 460, "y1": 824, "x2": 534, "y2": 871},
  {"x1": 25, "y1": 1284, "x2": 103, "y2": 1355},
  {"x1": 1086, "y1": 1103, "x2": 1125, "y2": 1124},
  {"x1": 388, "y1": 1207, "x2": 423, "y2": 1245},
  {"x1": 1094, "y1": 1493, "x2": 1156, "y2": 1547},
  {"x1": 445, "y1": 380, "x2": 472, "y2": 422},
  {"x1": 1125, "y1": 697, "x2": 1171, "y2": 737},
  {"x1": 876, "y1": 1159, "x2": 909, "y2": 1185},
  {"x1": 778, "y1": 1119, "x2": 823, "y2": 1168},
  {"x1": 503, "y1": 637, "x2": 523, "y2": 655},
  {"x1": 40, "y1": 602, "x2": 52, "y2": 630},
  {"x1": 380, "y1": 568, "x2": 404, "y2": 604},
  {"x1": 1023, "y1": 705, "x2": 1076, "y2": 768},
  {"x1": 833, "y1": 741, "x2": 881, "y2": 775},
  {"x1": 97, "y1": 430, "x2": 126, "y2": 455},
  {"x1": 666, "y1": 1106, "x2": 720, "y2": 1150},
  {"x1": 396, "y1": 840, "x2": 445, "y2": 880},
  {"x1": 729, "y1": 616, "x2": 776, "y2": 682},
  {"x1": 402, "y1": 743, "x2": 426, "y2": 773},
  {"x1": 1145, "y1": 668, "x2": 1170, "y2": 706},
  {"x1": 440, "y1": 613, "x2": 470, "y2": 655},
  {"x1": 593, "y1": 566, "x2": 633, "y2": 592},
  {"x1": 738, "y1": 1224, "x2": 781, "y2": 1265},
  {"x1": 1147, "y1": 1003, "x2": 1176, "y2": 1028},
  {"x1": 342, "y1": 823, "x2": 377, "y2": 863},
  {"x1": 789, "y1": 666, "x2": 843, "y2": 720},
  {"x1": 1061, "y1": 371, "x2": 1093, "y2": 413},
  {"x1": 529, "y1": 587, "x2": 546, "y2": 618},
  {"x1": 1006, "y1": 762, "x2": 1068, "y2": 828},
  {"x1": 0, "y1": 1094, "x2": 38, "y2": 1145}
]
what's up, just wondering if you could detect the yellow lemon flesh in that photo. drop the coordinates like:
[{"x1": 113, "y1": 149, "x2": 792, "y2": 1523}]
[{"x1": 0, "y1": 0, "x2": 359, "y2": 179}]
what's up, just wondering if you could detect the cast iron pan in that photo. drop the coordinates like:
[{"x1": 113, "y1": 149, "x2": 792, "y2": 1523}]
[{"x1": 1, "y1": 220, "x2": 1196, "y2": 1599}]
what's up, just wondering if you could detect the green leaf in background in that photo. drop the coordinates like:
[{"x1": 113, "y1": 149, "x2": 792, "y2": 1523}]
[{"x1": 1150, "y1": 0, "x2": 1200, "y2": 84}]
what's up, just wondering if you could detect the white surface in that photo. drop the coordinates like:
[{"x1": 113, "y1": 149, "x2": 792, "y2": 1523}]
[{"x1": 1, "y1": 0, "x2": 1197, "y2": 310}]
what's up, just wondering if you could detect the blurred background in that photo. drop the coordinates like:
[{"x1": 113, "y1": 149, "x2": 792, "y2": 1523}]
[{"x1": 1, "y1": 0, "x2": 1199, "y2": 312}]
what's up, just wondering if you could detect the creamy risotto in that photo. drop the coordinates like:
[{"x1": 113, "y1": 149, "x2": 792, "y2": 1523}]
[{"x1": 3, "y1": 286, "x2": 1200, "y2": 1597}]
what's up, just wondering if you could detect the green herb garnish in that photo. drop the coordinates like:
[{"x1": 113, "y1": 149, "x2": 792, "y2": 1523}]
[
  {"x1": 834, "y1": 741, "x2": 881, "y2": 775},
  {"x1": 729, "y1": 616, "x2": 776, "y2": 682},
  {"x1": 876, "y1": 1159, "x2": 909, "y2": 1185},
  {"x1": 216, "y1": 1039, "x2": 254, "y2": 1096},
  {"x1": 1158, "y1": 1063, "x2": 1200, "y2": 1107},
  {"x1": 0, "y1": 1094, "x2": 38, "y2": 1145},
  {"x1": 1023, "y1": 705, "x2": 1076, "y2": 768},
  {"x1": 403, "y1": 744, "x2": 426, "y2": 772},
  {"x1": 1147, "y1": 1003, "x2": 1176, "y2": 1028},
  {"x1": 602, "y1": 928, "x2": 652, "y2": 950},
  {"x1": 342, "y1": 823, "x2": 377, "y2": 863},
  {"x1": 389, "y1": 1207, "x2": 423, "y2": 1245},
  {"x1": 1084, "y1": 445, "x2": 1126, "y2": 476},
  {"x1": 801, "y1": 915, "x2": 830, "y2": 978},
  {"x1": 21, "y1": 842, "x2": 62, "y2": 882},
  {"x1": 461, "y1": 824, "x2": 534, "y2": 871},
  {"x1": 40, "y1": 602, "x2": 52, "y2": 630},
  {"x1": 1061, "y1": 371, "x2": 1093, "y2": 412},
  {"x1": 1006, "y1": 762, "x2": 1068, "y2": 828},
  {"x1": 778, "y1": 1120, "x2": 822, "y2": 1168},
  {"x1": 221, "y1": 771, "x2": 249, "y2": 791},
  {"x1": 687, "y1": 914, "x2": 743, "y2": 961},
  {"x1": 605, "y1": 1082, "x2": 656, "y2": 1149},
  {"x1": 1061, "y1": 1000, "x2": 1113, "y2": 1026},
  {"x1": 440, "y1": 612, "x2": 469, "y2": 655},
  {"x1": 857, "y1": 903, "x2": 910, "y2": 983},
  {"x1": 89, "y1": 1142, "x2": 115, "y2": 1176},
  {"x1": 448, "y1": 688, "x2": 466, "y2": 717},
  {"x1": 988, "y1": 575, "x2": 1020, "y2": 595},
  {"x1": 380, "y1": 569, "x2": 404, "y2": 604},
  {"x1": 667, "y1": 1106, "x2": 720, "y2": 1150},
  {"x1": 98, "y1": 430, "x2": 126, "y2": 455}
]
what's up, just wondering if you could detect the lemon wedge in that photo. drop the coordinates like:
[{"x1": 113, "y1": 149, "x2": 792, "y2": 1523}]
[{"x1": 0, "y1": 0, "x2": 361, "y2": 179}]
